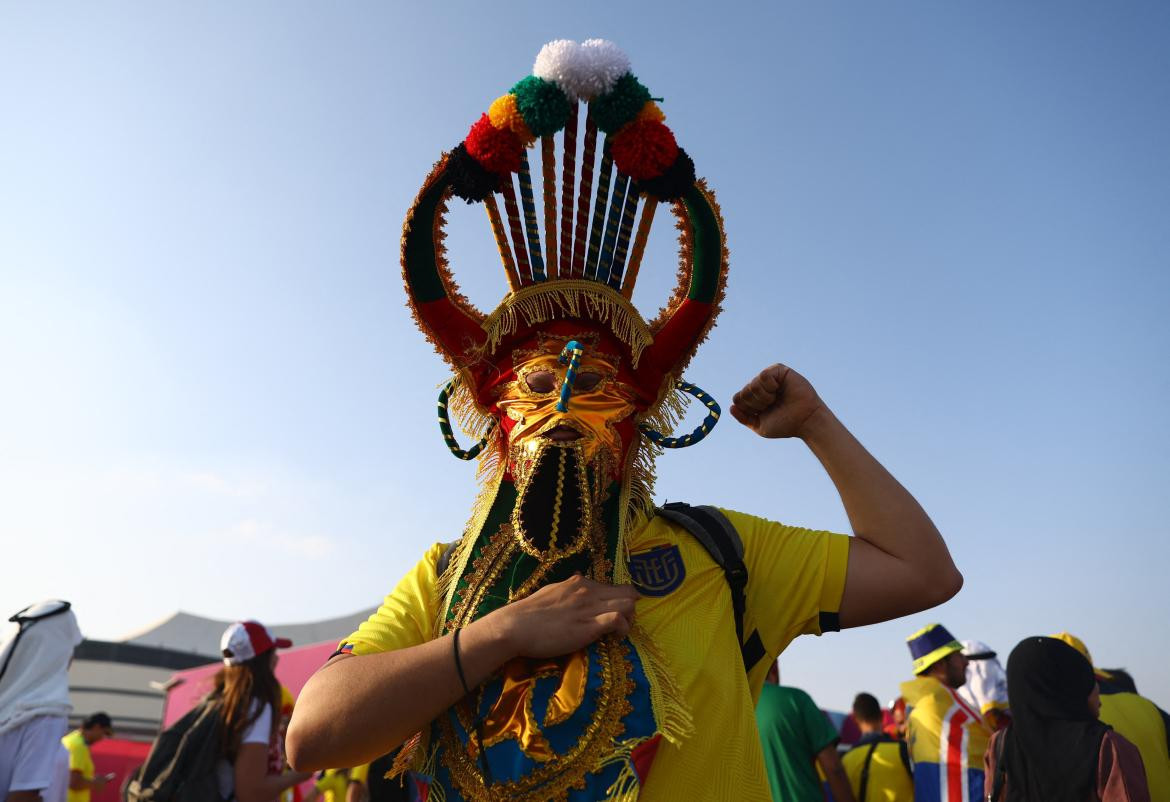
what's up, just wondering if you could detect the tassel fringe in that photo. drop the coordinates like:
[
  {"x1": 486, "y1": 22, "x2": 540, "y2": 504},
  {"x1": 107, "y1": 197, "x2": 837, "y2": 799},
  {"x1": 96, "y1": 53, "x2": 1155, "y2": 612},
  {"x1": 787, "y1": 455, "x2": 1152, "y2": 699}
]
[{"x1": 479, "y1": 281, "x2": 653, "y2": 368}]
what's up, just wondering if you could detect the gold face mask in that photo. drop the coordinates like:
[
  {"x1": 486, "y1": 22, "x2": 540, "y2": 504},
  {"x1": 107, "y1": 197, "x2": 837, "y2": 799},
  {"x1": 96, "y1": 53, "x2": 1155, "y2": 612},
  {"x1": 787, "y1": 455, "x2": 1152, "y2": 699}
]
[{"x1": 496, "y1": 351, "x2": 636, "y2": 466}]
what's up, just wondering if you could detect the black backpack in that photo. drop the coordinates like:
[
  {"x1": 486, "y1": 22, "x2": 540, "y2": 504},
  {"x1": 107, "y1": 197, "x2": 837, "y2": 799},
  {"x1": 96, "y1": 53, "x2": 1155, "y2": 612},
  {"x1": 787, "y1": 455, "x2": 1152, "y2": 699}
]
[
  {"x1": 435, "y1": 501, "x2": 767, "y2": 673},
  {"x1": 126, "y1": 699, "x2": 227, "y2": 802}
]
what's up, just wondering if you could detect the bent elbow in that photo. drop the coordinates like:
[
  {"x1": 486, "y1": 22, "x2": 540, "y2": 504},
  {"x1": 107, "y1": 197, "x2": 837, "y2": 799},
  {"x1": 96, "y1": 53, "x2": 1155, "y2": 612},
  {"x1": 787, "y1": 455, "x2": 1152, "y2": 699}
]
[
  {"x1": 285, "y1": 718, "x2": 321, "y2": 773},
  {"x1": 929, "y1": 565, "x2": 963, "y2": 607}
]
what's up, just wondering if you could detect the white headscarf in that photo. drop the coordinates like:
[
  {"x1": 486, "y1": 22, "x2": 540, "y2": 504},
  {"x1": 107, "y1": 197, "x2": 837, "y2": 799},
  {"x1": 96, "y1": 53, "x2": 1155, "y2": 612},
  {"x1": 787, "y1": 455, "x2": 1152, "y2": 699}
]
[
  {"x1": 958, "y1": 638, "x2": 1009, "y2": 716},
  {"x1": 0, "y1": 600, "x2": 82, "y2": 735}
]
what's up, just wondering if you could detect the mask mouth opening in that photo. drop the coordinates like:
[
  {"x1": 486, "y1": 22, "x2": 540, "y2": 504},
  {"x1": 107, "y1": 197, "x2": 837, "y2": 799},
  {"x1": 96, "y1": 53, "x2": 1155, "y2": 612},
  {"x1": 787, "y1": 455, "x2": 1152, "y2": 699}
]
[
  {"x1": 542, "y1": 423, "x2": 583, "y2": 442},
  {"x1": 513, "y1": 440, "x2": 589, "y2": 558}
]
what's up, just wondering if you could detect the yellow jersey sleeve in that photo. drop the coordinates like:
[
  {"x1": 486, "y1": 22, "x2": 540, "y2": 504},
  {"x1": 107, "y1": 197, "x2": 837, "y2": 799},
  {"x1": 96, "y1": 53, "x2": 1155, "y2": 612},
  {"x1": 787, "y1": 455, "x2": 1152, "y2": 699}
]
[
  {"x1": 62, "y1": 731, "x2": 93, "y2": 777},
  {"x1": 338, "y1": 542, "x2": 446, "y2": 656},
  {"x1": 722, "y1": 508, "x2": 850, "y2": 657}
]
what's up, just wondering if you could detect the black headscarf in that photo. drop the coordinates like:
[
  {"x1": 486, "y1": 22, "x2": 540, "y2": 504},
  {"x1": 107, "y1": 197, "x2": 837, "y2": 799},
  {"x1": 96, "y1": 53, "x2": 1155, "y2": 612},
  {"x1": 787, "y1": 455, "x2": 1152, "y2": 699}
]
[{"x1": 1001, "y1": 636, "x2": 1111, "y2": 801}]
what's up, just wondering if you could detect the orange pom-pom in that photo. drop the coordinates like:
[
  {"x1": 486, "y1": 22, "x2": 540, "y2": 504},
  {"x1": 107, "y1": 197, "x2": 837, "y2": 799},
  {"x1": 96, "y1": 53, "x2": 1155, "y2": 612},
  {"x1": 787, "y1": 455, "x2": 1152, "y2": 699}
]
[
  {"x1": 636, "y1": 101, "x2": 665, "y2": 124},
  {"x1": 488, "y1": 94, "x2": 536, "y2": 146},
  {"x1": 610, "y1": 119, "x2": 678, "y2": 181},
  {"x1": 465, "y1": 113, "x2": 523, "y2": 175}
]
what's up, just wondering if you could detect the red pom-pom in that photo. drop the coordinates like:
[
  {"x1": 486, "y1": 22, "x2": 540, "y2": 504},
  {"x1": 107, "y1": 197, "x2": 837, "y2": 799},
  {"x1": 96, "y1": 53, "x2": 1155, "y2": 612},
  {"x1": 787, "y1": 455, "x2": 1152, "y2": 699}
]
[
  {"x1": 465, "y1": 113, "x2": 523, "y2": 175},
  {"x1": 610, "y1": 119, "x2": 678, "y2": 181}
]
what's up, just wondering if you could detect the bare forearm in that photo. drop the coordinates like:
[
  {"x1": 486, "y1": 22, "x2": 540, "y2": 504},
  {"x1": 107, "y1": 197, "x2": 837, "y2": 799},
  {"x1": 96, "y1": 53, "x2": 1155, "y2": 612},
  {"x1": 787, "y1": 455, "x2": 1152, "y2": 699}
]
[
  {"x1": 286, "y1": 614, "x2": 515, "y2": 771},
  {"x1": 801, "y1": 407, "x2": 961, "y2": 624}
]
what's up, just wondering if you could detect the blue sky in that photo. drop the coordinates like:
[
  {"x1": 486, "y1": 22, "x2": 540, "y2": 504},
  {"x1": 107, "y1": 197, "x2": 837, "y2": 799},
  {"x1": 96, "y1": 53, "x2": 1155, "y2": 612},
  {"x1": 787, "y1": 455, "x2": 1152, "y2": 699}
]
[{"x1": 2, "y1": 2, "x2": 1167, "y2": 712}]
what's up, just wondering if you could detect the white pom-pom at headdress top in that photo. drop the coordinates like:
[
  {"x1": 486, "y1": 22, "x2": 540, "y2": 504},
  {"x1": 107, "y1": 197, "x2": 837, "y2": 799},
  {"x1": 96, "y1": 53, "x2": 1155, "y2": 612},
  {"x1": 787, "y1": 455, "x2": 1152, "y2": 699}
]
[{"x1": 534, "y1": 38, "x2": 630, "y2": 101}]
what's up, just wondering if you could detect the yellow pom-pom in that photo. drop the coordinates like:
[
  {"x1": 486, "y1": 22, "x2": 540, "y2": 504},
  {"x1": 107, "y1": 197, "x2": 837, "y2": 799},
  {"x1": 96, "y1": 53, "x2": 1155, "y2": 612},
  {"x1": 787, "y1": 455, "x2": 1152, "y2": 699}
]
[
  {"x1": 636, "y1": 101, "x2": 665, "y2": 124},
  {"x1": 488, "y1": 94, "x2": 536, "y2": 145}
]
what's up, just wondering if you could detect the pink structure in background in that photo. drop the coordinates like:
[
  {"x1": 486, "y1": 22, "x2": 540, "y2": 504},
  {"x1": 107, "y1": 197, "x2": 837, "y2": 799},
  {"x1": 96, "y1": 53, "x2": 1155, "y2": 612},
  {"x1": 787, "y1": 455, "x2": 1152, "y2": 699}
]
[{"x1": 89, "y1": 740, "x2": 151, "y2": 802}]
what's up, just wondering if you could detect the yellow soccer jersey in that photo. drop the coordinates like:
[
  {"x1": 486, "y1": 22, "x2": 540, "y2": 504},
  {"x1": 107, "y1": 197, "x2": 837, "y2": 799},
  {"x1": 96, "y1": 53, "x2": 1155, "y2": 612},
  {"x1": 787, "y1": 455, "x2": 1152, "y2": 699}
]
[
  {"x1": 340, "y1": 508, "x2": 850, "y2": 802},
  {"x1": 62, "y1": 729, "x2": 95, "y2": 802},
  {"x1": 841, "y1": 737, "x2": 914, "y2": 802}
]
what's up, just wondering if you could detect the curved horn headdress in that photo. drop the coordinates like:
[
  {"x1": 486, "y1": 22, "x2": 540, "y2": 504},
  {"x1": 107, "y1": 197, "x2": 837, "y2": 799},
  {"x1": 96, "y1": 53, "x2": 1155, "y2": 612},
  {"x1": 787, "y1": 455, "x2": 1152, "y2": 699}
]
[{"x1": 402, "y1": 39, "x2": 728, "y2": 421}]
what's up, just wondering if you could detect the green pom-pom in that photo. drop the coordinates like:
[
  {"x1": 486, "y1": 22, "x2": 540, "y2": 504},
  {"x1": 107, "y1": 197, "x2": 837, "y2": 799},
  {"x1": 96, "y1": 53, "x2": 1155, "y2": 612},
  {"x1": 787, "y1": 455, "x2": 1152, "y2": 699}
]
[
  {"x1": 591, "y1": 73, "x2": 651, "y2": 134},
  {"x1": 510, "y1": 76, "x2": 571, "y2": 137}
]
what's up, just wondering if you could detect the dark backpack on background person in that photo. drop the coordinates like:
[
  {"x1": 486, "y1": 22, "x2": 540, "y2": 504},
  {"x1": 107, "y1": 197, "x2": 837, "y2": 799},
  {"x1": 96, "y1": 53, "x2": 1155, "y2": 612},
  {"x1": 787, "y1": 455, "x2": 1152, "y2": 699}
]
[{"x1": 126, "y1": 699, "x2": 226, "y2": 802}]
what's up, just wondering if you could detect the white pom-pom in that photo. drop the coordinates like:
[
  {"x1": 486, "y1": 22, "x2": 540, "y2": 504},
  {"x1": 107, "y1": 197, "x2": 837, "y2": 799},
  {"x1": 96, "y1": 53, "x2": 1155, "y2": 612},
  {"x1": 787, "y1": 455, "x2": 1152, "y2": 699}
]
[
  {"x1": 533, "y1": 38, "x2": 631, "y2": 101},
  {"x1": 580, "y1": 39, "x2": 630, "y2": 97},
  {"x1": 534, "y1": 40, "x2": 592, "y2": 100}
]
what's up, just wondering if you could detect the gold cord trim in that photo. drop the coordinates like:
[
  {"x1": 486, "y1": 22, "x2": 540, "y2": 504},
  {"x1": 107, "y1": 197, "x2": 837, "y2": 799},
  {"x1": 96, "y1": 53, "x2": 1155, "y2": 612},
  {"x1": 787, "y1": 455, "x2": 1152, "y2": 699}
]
[
  {"x1": 485, "y1": 195, "x2": 521, "y2": 292},
  {"x1": 621, "y1": 199, "x2": 657, "y2": 300}
]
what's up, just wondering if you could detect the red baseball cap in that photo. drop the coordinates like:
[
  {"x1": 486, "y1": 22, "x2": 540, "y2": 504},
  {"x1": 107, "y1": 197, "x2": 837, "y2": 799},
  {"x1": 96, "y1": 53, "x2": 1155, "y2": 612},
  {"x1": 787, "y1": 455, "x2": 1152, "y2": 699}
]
[{"x1": 220, "y1": 620, "x2": 292, "y2": 666}]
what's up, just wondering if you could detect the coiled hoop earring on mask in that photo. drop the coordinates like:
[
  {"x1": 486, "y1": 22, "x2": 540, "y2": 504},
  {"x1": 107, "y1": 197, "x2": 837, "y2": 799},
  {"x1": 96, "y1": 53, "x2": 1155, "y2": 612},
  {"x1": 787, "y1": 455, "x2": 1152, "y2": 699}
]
[
  {"x1": 638, "y1": 380, "x2": 721, "y2": 448},
  {"x1": 438, "y1": 381, "x2": 495, "y2": 460}
]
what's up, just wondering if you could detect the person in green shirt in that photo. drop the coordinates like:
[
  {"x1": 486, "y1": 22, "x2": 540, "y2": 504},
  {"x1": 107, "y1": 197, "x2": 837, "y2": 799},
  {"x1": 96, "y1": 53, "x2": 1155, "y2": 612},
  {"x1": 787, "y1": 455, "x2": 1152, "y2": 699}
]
[{"x1": 756, "y1": 663, "x2": 855, "y2": 802}]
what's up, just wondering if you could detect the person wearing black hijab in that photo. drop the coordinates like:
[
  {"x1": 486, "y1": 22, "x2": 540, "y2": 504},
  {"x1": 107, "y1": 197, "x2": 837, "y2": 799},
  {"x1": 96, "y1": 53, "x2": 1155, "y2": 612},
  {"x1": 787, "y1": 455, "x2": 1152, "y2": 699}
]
[{"x1": 984, "y1": 636, "x2": 1150, "y2": 802}]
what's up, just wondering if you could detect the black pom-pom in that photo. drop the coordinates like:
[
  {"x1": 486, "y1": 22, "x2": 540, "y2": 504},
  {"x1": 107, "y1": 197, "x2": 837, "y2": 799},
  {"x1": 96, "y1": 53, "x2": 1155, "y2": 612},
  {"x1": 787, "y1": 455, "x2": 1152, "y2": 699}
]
[
  {"x1": 635, "y1": 149, "x2": 695, "y2": 201},
  {"x1": 447, "y1": 143, "x2": 500, "y2": 203}
]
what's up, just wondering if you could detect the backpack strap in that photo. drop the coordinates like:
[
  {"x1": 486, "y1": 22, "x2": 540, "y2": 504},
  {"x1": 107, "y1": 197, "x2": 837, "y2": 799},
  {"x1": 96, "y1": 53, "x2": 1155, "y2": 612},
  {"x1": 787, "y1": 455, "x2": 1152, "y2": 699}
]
[
  {"x1": 989, "y1": 727, "x2": 1009, "y2": 801},
  {"x1": 656, "y1": 502, "x2": 766, "y2": 672},
  {"x1": 858, "y1": 741, "x2": 880, "y2": 802},
  {"x1": 898, "y1": 738, "x2": 912, "y2": 778}
]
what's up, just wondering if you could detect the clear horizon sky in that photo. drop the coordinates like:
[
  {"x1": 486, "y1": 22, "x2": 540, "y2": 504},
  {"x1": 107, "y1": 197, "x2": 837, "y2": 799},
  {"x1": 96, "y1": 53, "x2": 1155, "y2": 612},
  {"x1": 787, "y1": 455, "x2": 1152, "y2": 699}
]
[{"x1": 2, "y1": 2, "x2": 1168, "y2": 714}]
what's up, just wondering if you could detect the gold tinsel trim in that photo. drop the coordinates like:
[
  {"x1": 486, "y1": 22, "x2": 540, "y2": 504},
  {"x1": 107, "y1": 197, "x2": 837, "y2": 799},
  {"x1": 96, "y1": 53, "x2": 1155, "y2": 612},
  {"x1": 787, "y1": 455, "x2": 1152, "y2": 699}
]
[
  {"x1": 478, "y1": 281, "x2": 654, "y2": 370},
  {"x1": 446, "y1": 373, "x2": 497, "y2": 443},
  {"x1": 400, "y1": 156, "x2": 487, "y2": 375},
  {"x1": 434, "y1": 463, "x2": 506, "y2": 633},
  {"x1": 597, "y1": 736, "x2": 656, "y2": 802},
  {"x1": 628, "y1": 623, "x2": 694, "y2": 749}
]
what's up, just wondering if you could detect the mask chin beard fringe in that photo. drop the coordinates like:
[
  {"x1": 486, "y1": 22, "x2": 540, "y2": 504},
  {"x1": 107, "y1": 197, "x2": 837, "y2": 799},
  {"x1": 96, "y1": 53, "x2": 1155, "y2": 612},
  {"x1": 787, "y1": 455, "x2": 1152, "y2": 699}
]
[{"x1": 510, "y1": 438, "x2": 611, "y2": 562}]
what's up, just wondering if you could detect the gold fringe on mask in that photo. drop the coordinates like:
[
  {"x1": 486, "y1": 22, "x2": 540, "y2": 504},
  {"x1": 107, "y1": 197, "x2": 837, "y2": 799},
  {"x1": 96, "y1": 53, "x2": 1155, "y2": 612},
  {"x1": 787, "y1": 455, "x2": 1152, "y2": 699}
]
[
  {"x1": 479, "y1": 281, "x2": 653, "y2": 369},
  {"x1": 597, "y1": 736, "x2": 657, "y2": 802},
  {"x1": 445, "y1": 374, "x2": 497, "y2": 444},
  {"x1": 435, "y1": 461, "x2": 507, "y2": 631},
  {"x1": 615, "y1": 373, "x2": 693, "y2": 542},
  {"x1": 628, "y1": 623, "x2": 694, "y2": 748},
  {"x1": 387, "y1": 730, "x2": 440, "y2": 799}
]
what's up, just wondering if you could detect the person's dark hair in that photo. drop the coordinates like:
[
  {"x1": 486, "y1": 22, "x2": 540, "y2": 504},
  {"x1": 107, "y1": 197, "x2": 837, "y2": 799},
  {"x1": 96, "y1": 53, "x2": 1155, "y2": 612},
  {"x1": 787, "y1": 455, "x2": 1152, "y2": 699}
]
[
  {"x1": 82, "y1": 712, "x2": 113, "y2": 730},
  {"x1": 1099, "y1": 667, "x2": 1138, "y2": 694},
  {"x1": 852, "y1": 692, "x2": 883, "y2": 724},
  {"x1": 211, "y1": 653, "x2": 281, "y2": 759}
]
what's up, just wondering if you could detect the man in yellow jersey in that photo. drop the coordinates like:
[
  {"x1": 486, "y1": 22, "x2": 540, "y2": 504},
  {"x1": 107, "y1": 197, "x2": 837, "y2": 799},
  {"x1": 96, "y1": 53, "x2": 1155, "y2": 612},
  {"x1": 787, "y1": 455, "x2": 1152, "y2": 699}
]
[
  {"x1": 1053, "y1": 631, "x2": 1170, "y2": 799},
  {"x1": 841, "y1": 693, "x2": 913, "y2": 802},
  {"x1": 287, "y1": 38, "x2": 962, "y2": 802},
  {"x1": 62, "y1": 713, "x2": 113, "y2": 802},
  {"x1": 902, "y1": 624, "x2": 991, "y2": 802}
]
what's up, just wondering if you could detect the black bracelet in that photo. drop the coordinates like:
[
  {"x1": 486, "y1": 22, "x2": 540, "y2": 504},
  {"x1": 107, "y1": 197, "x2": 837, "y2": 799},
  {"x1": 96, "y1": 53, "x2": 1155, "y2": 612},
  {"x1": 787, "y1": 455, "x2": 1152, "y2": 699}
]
[
  {"x1": 452, "y1": 627, "x2": 493, "y2": 784},
  {"x1": 452, "y1": 627, "x2": 472, "y2": 696}
]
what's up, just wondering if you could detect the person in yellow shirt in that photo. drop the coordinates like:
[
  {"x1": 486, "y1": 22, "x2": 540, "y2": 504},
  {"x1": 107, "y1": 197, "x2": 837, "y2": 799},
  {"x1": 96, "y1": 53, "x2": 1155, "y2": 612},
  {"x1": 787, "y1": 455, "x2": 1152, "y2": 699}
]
[
  {"x1": 841, "y1": 693, "x2": 913, "y2": 802},
  {"x1": 284, "y1": 37, "x2": 962, "y2": 802},
  {"x1": 61, "y1": 713, "x2": 113, "y2": 802},
  {"x1": 1053, "y1": 631, "x2": 1170, "y2": 800},
  {"x1": 304, "y1": 768, "x2": 360, "y2": 802}
]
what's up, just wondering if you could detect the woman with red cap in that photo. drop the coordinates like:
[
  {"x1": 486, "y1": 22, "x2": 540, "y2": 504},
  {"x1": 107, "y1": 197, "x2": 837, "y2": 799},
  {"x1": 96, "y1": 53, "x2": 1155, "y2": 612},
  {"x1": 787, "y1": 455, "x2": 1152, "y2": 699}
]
[{"x1": 213, "y1": 621, "x2": 311, "y2": 802}]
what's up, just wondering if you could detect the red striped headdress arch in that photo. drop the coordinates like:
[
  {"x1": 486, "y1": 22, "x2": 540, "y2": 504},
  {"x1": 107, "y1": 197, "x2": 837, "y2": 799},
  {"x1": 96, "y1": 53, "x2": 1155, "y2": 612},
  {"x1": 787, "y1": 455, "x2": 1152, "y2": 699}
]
[{"x1": 402, "y1": 39, "x2": 729, "y2": 495}]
